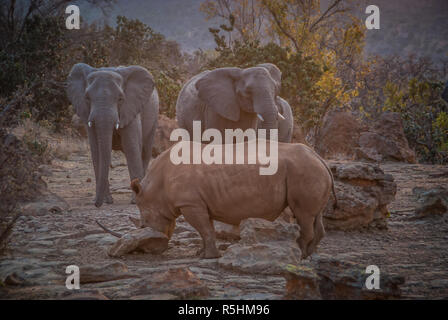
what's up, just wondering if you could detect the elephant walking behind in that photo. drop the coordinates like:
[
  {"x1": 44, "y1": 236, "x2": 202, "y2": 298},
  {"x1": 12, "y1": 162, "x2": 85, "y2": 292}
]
[
  {"x1": 176, "y1": 63, "x2": 294, "y2": 142},
  {"x1": 67, "y1": 63, "x2": 159, "y2": 207}
]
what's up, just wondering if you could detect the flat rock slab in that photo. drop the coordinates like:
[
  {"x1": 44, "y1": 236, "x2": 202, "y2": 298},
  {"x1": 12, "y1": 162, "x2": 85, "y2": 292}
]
[
  {"x1": 284, "y1": 254, "x2": 405, "y2": 299},
  {"x1": 239, "y1": 218, "x2": 300, "y2": 243},
  {"x1": 131, "y1": 267, "x2": 209, "y2": 299},
  {"x1": 213, "y1": 221, "x2": 240, "y2": 241},
  {"x1": 80, "y1": 262, "x2": 138, "y2": 284},
  {"x1": 218, "y1": 218, "x2": 301, "y2": 275},
  {"x1": 219, "y1": 242, "x2": 301, "y2": 275},
  {"x1": 108, "y1": 227, "x2": 169, "y2": 257}
]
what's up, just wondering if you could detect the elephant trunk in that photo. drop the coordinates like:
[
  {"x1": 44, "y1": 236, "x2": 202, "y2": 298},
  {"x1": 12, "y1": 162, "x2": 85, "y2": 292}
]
[
  {"x1": 253, "y1": 91, "x2": 278, "y2": 140},
  {"x1": 91, "y1": 110, "x2": 117, "y2": 208}
]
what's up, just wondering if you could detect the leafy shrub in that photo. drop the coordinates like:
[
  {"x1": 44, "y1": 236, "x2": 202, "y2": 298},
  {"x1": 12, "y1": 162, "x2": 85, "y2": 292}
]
[
  {"x1": 383, "y1": 78, "x2": 448, "y2": 164},
  {"x1": 0, "y1": 128, "x2": 46, "y2": 217}
]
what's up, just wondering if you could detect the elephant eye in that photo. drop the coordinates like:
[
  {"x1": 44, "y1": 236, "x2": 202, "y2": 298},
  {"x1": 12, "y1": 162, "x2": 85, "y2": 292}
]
[{"x1": 118, "y1": 94, "x2": 124, "y2": 104}]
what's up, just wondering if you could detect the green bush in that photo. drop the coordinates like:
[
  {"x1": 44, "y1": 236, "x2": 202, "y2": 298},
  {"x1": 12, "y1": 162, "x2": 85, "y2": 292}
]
[{"x1": 383, "y1": 78, "x2": 448, "y2": 164}]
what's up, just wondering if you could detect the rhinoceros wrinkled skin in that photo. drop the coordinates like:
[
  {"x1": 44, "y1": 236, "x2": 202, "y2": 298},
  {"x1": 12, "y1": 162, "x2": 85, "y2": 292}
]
[{"x1": 130, "y1": 141, "x2": 336, "y2": 259}]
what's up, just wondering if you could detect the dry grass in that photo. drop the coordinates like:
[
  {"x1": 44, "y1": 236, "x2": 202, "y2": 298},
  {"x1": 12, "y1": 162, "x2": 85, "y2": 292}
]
[{"x1": 12, "y1": 119, "x2": 88, "y2": 162}]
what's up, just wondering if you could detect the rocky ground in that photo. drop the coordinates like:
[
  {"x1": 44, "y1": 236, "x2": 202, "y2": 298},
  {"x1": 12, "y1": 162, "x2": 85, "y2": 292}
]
[{"x1": 0, "y1": 142, "x2": 447, "y2": 299}]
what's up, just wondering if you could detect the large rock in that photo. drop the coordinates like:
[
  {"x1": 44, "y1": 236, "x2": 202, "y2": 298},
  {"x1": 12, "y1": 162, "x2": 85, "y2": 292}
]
[
  {"x1": 314, "y1": 110, "x2": 415, "y2": 163},
  {"x1": 314, "y1": 110, "x2": 365, "y2": 159},
  {"x1": 213, "y1": 221, "x2": 240, "y2": 241},
  {"x1": 79, "y1": 262, "x2": 137, "y2": 284},
  {"x1": 131, "y1": 268, "x2": 209, "y2": 299},
  {"x1": 284, "y1": 254, "x2": 405, "y2": 300},
  {"x1": 108, "y1": 227, "x2": 169, "y2": 257},
  {"x1": 153, "y1": 114, "x2": 178, "y2": 157},
  {"x1": 218, "y1": 218, "x2": 301, "y2": 275},
  {"x1": 412, "y1": 186, "x2": 448, "y2": 218},
  {"x1": 358, "y1": 112, "x2": 416, "y2": 163},
  {"x1": 323, "y1": 162, "x2": 397, "y2": 230}
]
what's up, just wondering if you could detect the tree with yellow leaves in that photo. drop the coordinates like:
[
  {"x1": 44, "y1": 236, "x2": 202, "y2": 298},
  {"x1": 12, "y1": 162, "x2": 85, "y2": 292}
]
[{"x1": 201, "y1": 0, "x2": 368, "y2": 133}]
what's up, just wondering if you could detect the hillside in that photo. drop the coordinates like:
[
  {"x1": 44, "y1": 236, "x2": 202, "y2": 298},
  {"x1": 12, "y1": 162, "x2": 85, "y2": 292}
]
[{"x1": 77, "y1": 0, "x2": 448, "y2": 61}]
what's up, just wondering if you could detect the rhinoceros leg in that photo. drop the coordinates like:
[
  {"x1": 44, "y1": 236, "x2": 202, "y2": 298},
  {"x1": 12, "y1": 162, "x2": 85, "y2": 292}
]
[
  {"x1": 181, "y1": 206, "x2": 220, "y2": 259},
  {"x1": 290, "y1": 204, "x2": 316, "y2": 259}
]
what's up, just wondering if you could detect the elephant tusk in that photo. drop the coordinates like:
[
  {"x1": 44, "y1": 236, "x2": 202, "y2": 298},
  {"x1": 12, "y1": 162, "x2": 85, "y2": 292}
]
[
  {"x1": 278, "y1": 112, "x2": 286, "y2": 120},
  {"x1": 115, "y1": 122, "x2": 120, "y2": 130},
  {"x1": 257, "y1": 114, "x2": 265, "y2": 122},
  {"x1": 88, "y1": 121, "x2": 92, "y2": 128}
]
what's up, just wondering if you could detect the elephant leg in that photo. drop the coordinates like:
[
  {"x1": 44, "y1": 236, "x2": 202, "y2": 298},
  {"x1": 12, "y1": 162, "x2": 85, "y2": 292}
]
[
  {"x1": 142, "y1": 123, "x2": 156, "y2": 172},
  {"x1": 180, "y1": 206, "x2": 220, "y2": 259},
  {"x1": 88, "y1": 127, "x2": 113, "y2": 204},
  {"x1": 120, "y1": 119, "x2": 144, "y2": 203}
]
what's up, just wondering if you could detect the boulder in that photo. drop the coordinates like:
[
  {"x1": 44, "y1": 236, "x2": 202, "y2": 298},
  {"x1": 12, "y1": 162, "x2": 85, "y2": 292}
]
[
  {"x1": 314, "y1": 110, "x2": 365, "y2": 159},
  {"x1": 213, "y1": 221, "x2": 240, "y2": 241},
  {"x1": 283, "y1": 265, "x2": 322, "y2": 299},
  {"x1": 108, "y1": 227, "x2": 169, "y2": 257},
  {"x1": 79, "y1": 262, "x2": 137, "y2": 284},
  {"x1": 314, "y1": 110, "x2": 415, "y2": 163},
  {"x1": 284, "y1": 254, "x2": 405, "y2": 299},
  {"x1": 153, "y1": 114, "x2": 178, "y2": 157},
  {"x1": 358, "y1": 112, "x2": 416, "y2": 163},
  {"x1": 218, "y1": 218, "x2": 301, "y2": 275},
  {"x1": 323, "y1": 162, "x2": 397, "y2": 230},
  {"x1": 412, "y1": 186, "x2": 448, "y2": 218},
  {"x1": 131, "y1": 268, "x2": 209, "y2": 299}
]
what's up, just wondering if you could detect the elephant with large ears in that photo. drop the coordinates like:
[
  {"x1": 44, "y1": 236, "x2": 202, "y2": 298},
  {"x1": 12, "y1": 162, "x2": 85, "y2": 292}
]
[
  {"x1": 66, "y1": 63, "x2": 159, "y2": 208},
  {"x1": 176, "y1": 63, "x2": 289, "y2": 140}
]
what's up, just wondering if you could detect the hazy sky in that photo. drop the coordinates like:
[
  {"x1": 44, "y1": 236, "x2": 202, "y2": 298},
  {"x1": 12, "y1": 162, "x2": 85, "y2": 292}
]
[{"x1": 75, "y1": 0, "x2": 448, "y2": 61}]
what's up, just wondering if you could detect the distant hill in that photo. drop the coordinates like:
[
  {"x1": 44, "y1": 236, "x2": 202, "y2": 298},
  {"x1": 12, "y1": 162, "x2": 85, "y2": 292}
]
[
  {"x1": 360, "y1": 0, "x2": 448, "y2": 61},
  {"x1": 78, "y1": 0, "x2": 448, "y2": 61}
]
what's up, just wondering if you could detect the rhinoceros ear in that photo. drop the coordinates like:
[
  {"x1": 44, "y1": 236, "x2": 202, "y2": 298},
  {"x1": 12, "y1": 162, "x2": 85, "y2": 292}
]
[{"x1": 131, "y1": 178, "x2": 142, "y2": 195}]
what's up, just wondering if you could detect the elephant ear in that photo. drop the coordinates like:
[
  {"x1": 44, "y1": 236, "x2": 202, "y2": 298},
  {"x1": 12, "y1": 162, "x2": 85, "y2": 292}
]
[
  {"x1": 257, "y1": 63, "x2": 282, "y2": 95},
  {"x1": 66, "y1": 63, "x2": 95, "y2": 123},
  {"x1": 116, "y1": 66, "x2": 155, "y2": 128},
  {"x1": 195, "y1": 67, "x2": 242, "y2": 122}
]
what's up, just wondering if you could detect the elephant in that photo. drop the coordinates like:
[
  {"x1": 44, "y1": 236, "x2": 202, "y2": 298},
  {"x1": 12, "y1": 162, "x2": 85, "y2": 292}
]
[
  {"x1": 258, "y1": 96, "x2": 294, "y2": 143},
  {"x1": 66, "y1": 63, "x2": 159, "y2": 208},
  {"x1": 176, "y1": 63, "x2": 290, "y2": 141},
  {"x1": 125, "y1": 140, "x2": 336, "y2": 259}
]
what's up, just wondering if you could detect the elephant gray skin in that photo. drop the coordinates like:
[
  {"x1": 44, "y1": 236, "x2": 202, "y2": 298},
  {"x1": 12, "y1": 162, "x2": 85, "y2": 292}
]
[
  {"x1": 258, "y1": 96, "x2": 294, "y2": 142},
  {"x1": 67, "y1": 63, "x2": 159, "y2": 208},
  {"x1": 128, "y1": 141, "x2": 337, "y2": 259},
  {"x1": 176, "y1": 63, "x2": 286, "y2": 140}
]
